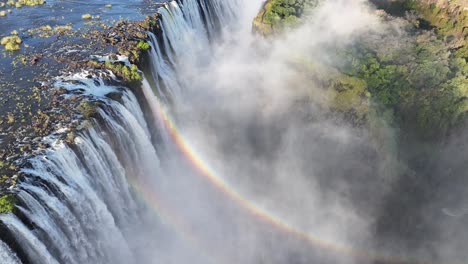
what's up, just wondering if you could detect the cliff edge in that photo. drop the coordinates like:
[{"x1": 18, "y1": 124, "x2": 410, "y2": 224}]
[{"x1": 252, "y1": 0, "x2": 318, "y2": 35}]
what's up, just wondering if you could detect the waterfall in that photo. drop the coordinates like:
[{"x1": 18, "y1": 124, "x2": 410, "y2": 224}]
[
  {"x1": 0, "y1": 82, "x2": 166, "y2": 263},
  {"x1": 0, "y1": 240, "x2": 21, "y2": 264},
  {"x1": 153, "y1": 0, "x2": 244, "y2": 101},
  {"x1": 0, "y1": 0, "x2": 248, "y2": 263},
  {"x1": 3, "y1": 0, "x2": 466, "y2": 263},
  {"x1": 156, "y1": 0, "x2": 214, "y2": 92}
]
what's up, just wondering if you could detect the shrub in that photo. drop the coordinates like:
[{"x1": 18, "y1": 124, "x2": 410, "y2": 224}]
[{"x1": 0, "y1": 195, "x2": 16, "y2": 214}]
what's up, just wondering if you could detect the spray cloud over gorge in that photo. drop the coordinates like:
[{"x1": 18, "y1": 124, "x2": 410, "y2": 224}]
[{"x1": 0, "y1": 0, "x2": 467, "y2": 263}]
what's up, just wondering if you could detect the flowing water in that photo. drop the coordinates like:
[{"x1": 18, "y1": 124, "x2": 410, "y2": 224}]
[
  {"x1": 0, "y1": 0, "x2": 397, "y2": 263},
  {"x1": 1, "y1": 0, "x2": 467, "y2": 263},
  {"x1": 0, "y1": 1, "x2": 269, "y2": 263}
]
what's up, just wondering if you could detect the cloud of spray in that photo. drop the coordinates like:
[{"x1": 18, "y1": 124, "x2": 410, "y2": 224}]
[
  {"x1": 429, "y1": 122, "x2": 468, "y2": 263},
  {"x1": 381, "y1": 119, "x2": 468, "y2": 264},
  {"x1": 147, "y1": 1, "x2": 394, "y2": 264},
  {"x1": 141, "y1": 1, "x2": 468, "y2": 264}
]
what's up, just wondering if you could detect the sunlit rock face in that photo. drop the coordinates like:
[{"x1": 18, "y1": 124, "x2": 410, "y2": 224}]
[{"x1": 370, "y1": 0, "x2": 467, "y2": 54}]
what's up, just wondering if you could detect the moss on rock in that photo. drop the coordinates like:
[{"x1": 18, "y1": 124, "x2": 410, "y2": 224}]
[
  {"x1": 76, "y1": 101, "x2": 99, "y2": 119},
  {"x1": 0, "y1": 194, "x2": 16, "y2": 214}
]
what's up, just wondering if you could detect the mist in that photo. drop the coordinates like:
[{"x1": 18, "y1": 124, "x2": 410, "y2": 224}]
[
  {"x1": 146, "y1": 1, "x2": 394, "y2": 264},
  {"x1": 138, "y1": 0, "x2": 468, "y2": 264},
  {"x1": 1, "y1": 0, "x2": 466, "y2": 263}
]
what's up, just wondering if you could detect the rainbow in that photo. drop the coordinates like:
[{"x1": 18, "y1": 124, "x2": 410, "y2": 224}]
[
  {"x1": 125, "y1": 86, "x2": 451, "y2": 264},
  {"x1": 126, "y1": 173, "x2": 219, "y2": 263},
  {"x1": 134, "y1": 0, "x2": 459, "y2": 262}
]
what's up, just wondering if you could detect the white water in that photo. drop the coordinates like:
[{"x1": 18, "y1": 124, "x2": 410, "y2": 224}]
[
  {"x1": 0, "y1": 91, "x2": 153, "y2": 263},
  {"x1": 0, "y1": 0, "x2": 413, "y2": 263},
  {"x1": 137, "y1": 1, "x2": 373, "y2": 263},
  {"x1": 0, "y1": 1, "x2": 250, "y2": 263},
  {"x1": 138, "y1": 1, "x2": 396, "y2": 264},
  {"x1": 0, "y1": 239, "x2": 21, "y2": 264}
]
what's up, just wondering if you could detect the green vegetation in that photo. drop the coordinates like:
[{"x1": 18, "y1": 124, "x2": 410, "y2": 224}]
[
  {"x1": 76, "y1": 101, "x2": 99, "y2": 119},
  {"x1": 86, "y1": 59, "x2": 142, "y2": 83},
  {"x1": 373, "y1": 0, "x2": 468, "y2": 58},
  {"x1": 327, "y1": 76, "x2": 369, "y2": 123},
  {"x1": 263, "y1": 0, "x2": 317, "y2": 25},
  {"x1": 137, "y1": 40, "x2": 150, "y2": 51},
  {"x1": 263, "y1": 0, "x2": 467, "y2": 139},
  {"x1": 25, "y1": 24, "x2": 73, "y2": 38},
  {"x1": 104, "y1": 61, "x2": 141, "y2": 82},
  {"x1": 253, "y1": 0, "x2": 318, "y2": 35},
  {"x1": 341, "y1": 33, "x2": 467, "y2": 139},
  {"x1": 1, "y1": 34, "x2": 22, "y2": 51},
  {"x1": 257, "y1": 0, "x2": 467, "y2": 139},
  {"x1": 404, "y1": 0, "x2": 468, "y2": 57},
  {"x1": 0, "y1": 194, "x2": 16, "y2": 214},
  {"x1": 10, "y1": 0, "x2": 44, "y2": 6}
]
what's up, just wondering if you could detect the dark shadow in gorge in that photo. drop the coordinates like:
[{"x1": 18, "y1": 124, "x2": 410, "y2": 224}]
[{"x1": 373, "y1": 119, "x2": 468, "y2": 262}]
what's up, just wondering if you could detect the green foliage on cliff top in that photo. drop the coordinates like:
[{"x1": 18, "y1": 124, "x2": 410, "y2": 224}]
[
  {"x1": 342, "y1": 33, "x2": 467, "y2": 139},
  {"x1": 263, "y1": 0, "x2": 301, "y2": 24},
  {"x1": 380, "y1": 0, "x2": 468, "y2": 58},
  {"x1": 411, "y1": 0, "x2": 467, "y2": 57},
  {"x1": 256, "y1": 0, "x2": 467, "y2": 139},
  {"x1": 261, "y1": 0, "x2": 318, "y2": 26},
  {"x1": 328, "y1": 75, "x2": 370, "y2": 124},
  {"x1": 0, "y1": 194, "x2": 16, "y2": 214}
]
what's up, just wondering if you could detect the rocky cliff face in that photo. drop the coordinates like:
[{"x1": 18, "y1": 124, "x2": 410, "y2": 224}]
[
  {"x1": 370, "y1": 0, "x2": 467, "y2": 55},
  {"x1": 411, "y1": 0, "x2": 467, "y2": 56}
]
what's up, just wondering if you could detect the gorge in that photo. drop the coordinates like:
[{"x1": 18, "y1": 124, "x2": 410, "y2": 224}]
[{"x1": 0, "y1": 0, "x2": 467, "y2": 264}]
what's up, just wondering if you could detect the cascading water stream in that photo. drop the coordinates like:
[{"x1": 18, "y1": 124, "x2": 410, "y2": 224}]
[
  {"x1": 0, "y1": 240, "x2": 21, "y2": 264},
  {"x1": 0, "y1": 84, "x2": 164, "y2": 263},
  {"x1": 2, "y1": 0, "x2": 467, "y2": 263},
  {"x1": 0, "y1": 1, "x2": 250, "y2": 263},
  {"x1": 0, "y1": 0, "x2": 407, "y2": 263}
]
